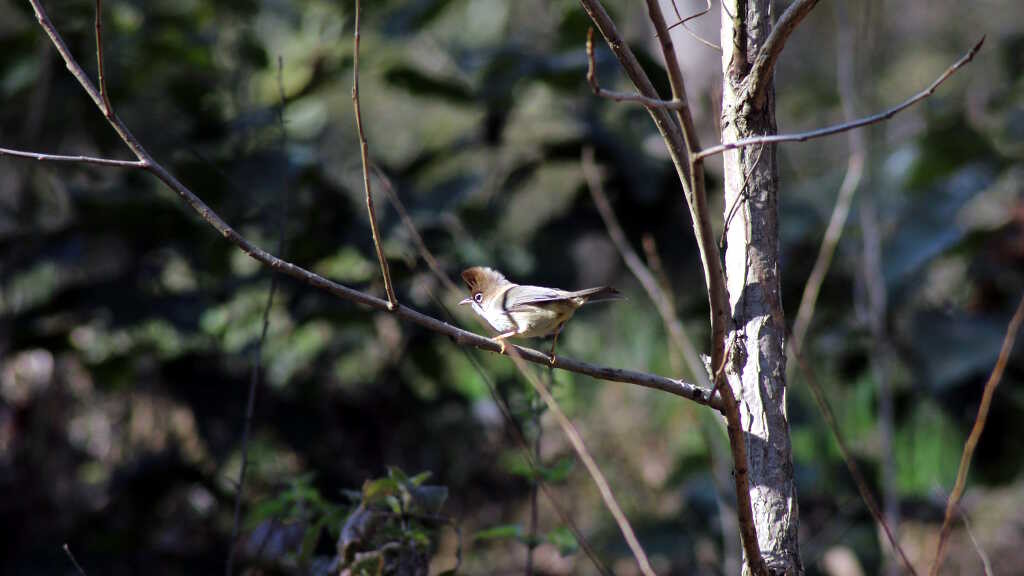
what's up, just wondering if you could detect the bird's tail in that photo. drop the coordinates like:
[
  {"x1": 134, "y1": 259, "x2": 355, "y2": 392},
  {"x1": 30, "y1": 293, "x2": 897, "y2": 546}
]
[{"x1": 571, "y1": 286, "x2": 625, "y2": 304}]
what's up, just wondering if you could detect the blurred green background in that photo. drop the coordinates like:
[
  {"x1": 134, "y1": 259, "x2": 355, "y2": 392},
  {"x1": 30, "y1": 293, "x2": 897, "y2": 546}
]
[{"x1": 1, "y1": 0, "x2": 1022, "y2": 574}]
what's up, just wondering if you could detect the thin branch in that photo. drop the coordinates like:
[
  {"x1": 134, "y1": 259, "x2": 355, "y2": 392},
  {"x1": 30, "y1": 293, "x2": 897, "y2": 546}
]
[
  {"x1": 745, "y1": 0, "x2": 821, "y2": 108},
  {"x1": 352, "y1": 0, "x2": 397, "y2": 310},
  {"x1": 666, "y1": 0, "x2": 721, "y2": 51},
  {"x1": 930, "y1": 294, "x2": 1024, "y2": 576},
  {"x1": 525, "y1": 379, "x2": 543, "y2": 576},
  {"x1": 0, "y1": 146, "x2": 145, "y2": 168},
  {"x1": 226, "y1": 56, "x2": 292, "y2": 576},
  {"x1": 958, "y1": 503, "x2": 994, "y2": 576},
  {"x1": 641, "y1": 0, "x2": 762, "y2": 572},
  {"x1": 372, "y1": 165, "x2": 460, "y2": 295},
  {"x1": 586, "y1": 28, "x2": 688, "y2": 110},
  {"x1": 790, "y1": 0, "x2": 868, "y2": 356},
  {"x1": 62, "y1": 544, "x2": 88, "y2": 576},
  {"x1": 583, "y1": 147, "x2": 708, "y2": 389},
  {"x1": 586, "y1": 148, "x2": 742, "y2": 574},
  {"x1": 790, "y1": 337, "x2": 919, "y2": 576},
  {"x1": 93, "y1": 0, "x2": 112, "y2": 117},
  {"x1": 505, "y1": 348, "x2": 657, "y2": 576},
  {"x1": 447, "y1": 312, "x2": 612, "y2": 576},
  {"x1": 695, "y1": 36, "x2": 985, "y2": 161}
]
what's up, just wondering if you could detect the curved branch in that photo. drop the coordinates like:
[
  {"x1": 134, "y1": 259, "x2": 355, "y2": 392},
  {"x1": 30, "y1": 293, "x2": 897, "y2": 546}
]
[
  {"x1": 745, "y1": 0, "x2": 821, "y2": 108},
  {"x1": 695, "y1": 36, "x2": 985, "y2": 161}
]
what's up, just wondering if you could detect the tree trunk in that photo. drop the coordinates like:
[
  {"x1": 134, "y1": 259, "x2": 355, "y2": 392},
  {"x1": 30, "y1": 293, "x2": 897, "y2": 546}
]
[{"x1": 719, "y1": 1, "x2": 803, "y2": 573}]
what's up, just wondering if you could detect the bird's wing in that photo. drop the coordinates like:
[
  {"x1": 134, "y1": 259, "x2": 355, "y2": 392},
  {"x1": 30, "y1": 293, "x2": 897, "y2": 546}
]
[{"x1": 501, "y1": 285, "x2": 574, "y2": 310}]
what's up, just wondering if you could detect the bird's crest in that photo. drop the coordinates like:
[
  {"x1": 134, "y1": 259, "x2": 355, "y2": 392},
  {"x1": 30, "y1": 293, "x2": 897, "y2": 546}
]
[{"x1": 461, "y1": 267, "x2": 509, "y2": 294}]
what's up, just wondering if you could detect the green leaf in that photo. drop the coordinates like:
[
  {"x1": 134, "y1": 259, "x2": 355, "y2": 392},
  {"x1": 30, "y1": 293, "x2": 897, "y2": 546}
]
[
  {"x1": 362, "y1": 477, "x2": 400, "y2": 505},
  {"x1": 408, "y1": 470, "x2": 433, "y2": 486},
  {"x1": 474, "y1": 523, "x2": 523, "y2": 542},
  {"x1": 545, "y1": 527, "x2": 578, "y2": 557},
  {"x1": 299, "y1": 517, "x2": 327, "y2": 563},
  {"x1": 386, "y1": 466, "x2": 409, "y2": 484}
]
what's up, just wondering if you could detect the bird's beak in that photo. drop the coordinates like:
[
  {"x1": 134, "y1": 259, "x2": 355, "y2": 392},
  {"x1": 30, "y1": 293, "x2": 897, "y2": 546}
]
[{"x1": 458, "y1": 297, "x2": 472, "y2": 306}]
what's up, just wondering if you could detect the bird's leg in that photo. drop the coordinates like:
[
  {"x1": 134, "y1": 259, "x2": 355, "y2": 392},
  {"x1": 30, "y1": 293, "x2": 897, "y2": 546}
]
[
  {"x1": 491, "y1": 331, "x2": 517, "y2": 355},
  {"x1": 548, "y1": 323, "x2": 564, "y2": 365}
]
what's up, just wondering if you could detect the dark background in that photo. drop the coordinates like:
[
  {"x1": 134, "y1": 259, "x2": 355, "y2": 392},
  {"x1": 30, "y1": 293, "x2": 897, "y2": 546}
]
[{"x1": 1, "y1": 0, "x2": 1022, "y2": 574}]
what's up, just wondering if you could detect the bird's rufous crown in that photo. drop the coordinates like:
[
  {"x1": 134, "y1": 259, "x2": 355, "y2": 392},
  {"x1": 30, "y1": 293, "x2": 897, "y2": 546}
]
[{"x1": 461, "y1": 267, "x2": 509, "y2": 294}]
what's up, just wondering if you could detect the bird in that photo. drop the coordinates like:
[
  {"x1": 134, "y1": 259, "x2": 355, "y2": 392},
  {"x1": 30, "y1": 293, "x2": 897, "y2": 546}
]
[{"x1": 458, "y1": 266, "x2": 624, "y2": 363}]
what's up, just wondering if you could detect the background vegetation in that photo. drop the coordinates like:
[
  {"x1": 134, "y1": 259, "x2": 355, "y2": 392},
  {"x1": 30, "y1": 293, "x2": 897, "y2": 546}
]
[{"x1": 1, "y1": 0, "x2": 1022, "y2": 574}]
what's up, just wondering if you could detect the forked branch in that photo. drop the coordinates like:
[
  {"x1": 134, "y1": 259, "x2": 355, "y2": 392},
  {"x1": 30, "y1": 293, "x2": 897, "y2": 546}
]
[{"x1": 745, "y1": 0, "x2": 821, "y2": 108}]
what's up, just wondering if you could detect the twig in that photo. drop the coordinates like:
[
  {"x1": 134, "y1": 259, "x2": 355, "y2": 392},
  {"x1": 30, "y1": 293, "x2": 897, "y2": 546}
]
[
  {"x1": 226, "y1": 56, "x2": 292, "y2": 576},
  {"x1": 454, "y1": 332, "x2": 612, "y2": 576},
  {"x1": 586, "y1": 28, "x2": 688, "y2": 110},
  {"x1": 62, "y1": 544, "x2": 88, "y2": 576},
  {"x1": 958, "y1": 503, "x2": 994, "y2": 576},
  {"x1": 666, "y1": 0, "x2": 720, "y2": 51},
  {"x1": 0, "y1": 147, "x2": 144, "y2": 167},
  {"x1": 13, "y1": 0, "x2": 719, "y2": 408},
  {"x1": 930, "y1": 294, "x2": 1024, "y2": 576},
  {"x1": 641, "y1": 0, "x2": 762, "y2": 571},
  {"x1": 860, "y1": 153, "x2": 903, "y2": 573},
  {"x1": 352, "y1": 0, "x2": 397, "y2": 310},
  {"x1": 583, "y1": 147, "x2": 708, "y2": 388},
  {"x1": 790, "y1": 336, "x2": 919, "y2": 576},
  {"x1": 525, "y1": 379, "x2": 543, "y2": 576},
  {"x1": 372, "y1": 165, "x2": 460, "y2": 294},
  {"x1": 694, "y1": 36, "x2": 985, "y2": 161},
  {"x1": 790, "y1": 0, "x2": 867, "y2": 360},
  {"x1": 93, "y1": 0, "x2": 112, "y2": 117},
  {"x1": 505, "y1": 348, "x2": 657, "y2": 576},
  {"x1": 745, "y1": 0, "x2": 821, "y2": 108}
]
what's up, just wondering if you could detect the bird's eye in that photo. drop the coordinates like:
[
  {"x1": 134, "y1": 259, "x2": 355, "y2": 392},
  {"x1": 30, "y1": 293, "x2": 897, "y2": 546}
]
[{"x1": 473, "y1": 292, "x2": 483, "y2": 303}]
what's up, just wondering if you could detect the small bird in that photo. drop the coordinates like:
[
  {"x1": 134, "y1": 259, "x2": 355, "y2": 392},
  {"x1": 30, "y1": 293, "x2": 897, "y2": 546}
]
[{"x1": 459, "y1": 266, "x2": 624, "y2": 363}]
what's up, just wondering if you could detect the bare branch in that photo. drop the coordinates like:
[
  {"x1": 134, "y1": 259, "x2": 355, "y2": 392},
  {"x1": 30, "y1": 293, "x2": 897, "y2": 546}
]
[
  {"x1": 372, "y1": 165, "x2": 460, "y2": 295},
  {"x1": 790, "y1": 338, "x2": 919, "y2": 576},
  {"x1": 791, "y1": 3, "x2": 868, "y2": 356},
  {"x1": 505, "y1": 348, "x2": 657, "y2": 576},
  {"x1": 958, "y1": 503, "x2": 994, "y2": 576},
  {"x1": 638, "y1": 1, "x2": 763, "y2": 572},
  {"x1": 226, "y1": 56, "x2": 292, "y2": 576},
  {"x1": 666, "y1": 0, "x2": 721, "y2": 51},
  {"x1": 352, "y1": 0, "x2": 398, "y2": 310},
  {"x1": 62, "y1": 544, "x2": 88, "y2": 576},
  {"x1": 745, "y1": 0, "x2": 821, "y2": 108},
  {"x1": 695, "y1": 36, "x2": 985, "y2": 161},
  {"x1": 585, "y1": 28, "x2": 688, "y2": 110},
  {"x1": 94, "y1": 0, "x2": 112, "y2": 117},
  {"x1": 0, "y1": 146, "x2": 145, "y2": 168},
  {"x1": 930, "y1": 294, "x2": 1024, "y2": 576},
  {"x1": 583, "y1": 147, "x2": 708, "y2": 389}
]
